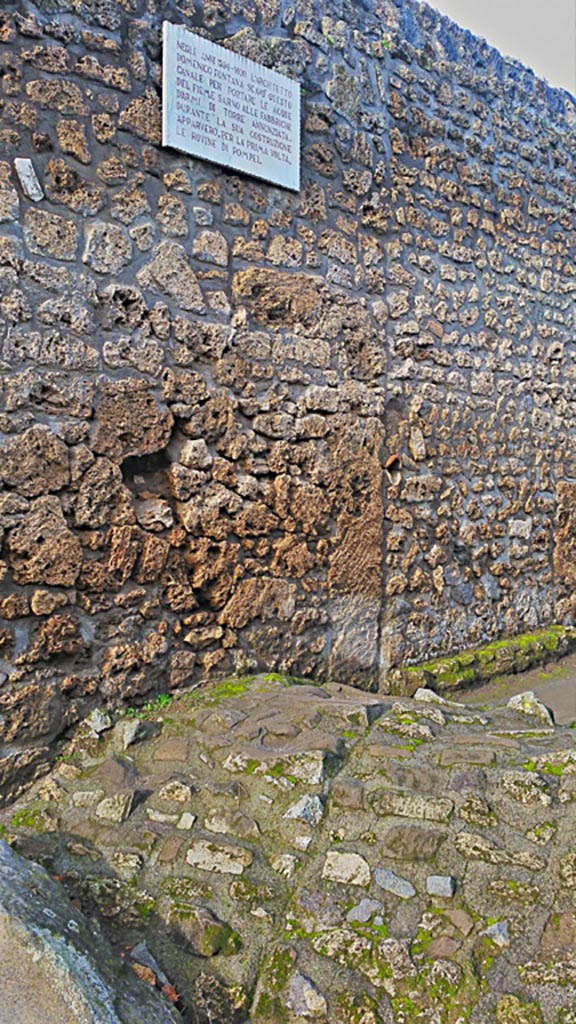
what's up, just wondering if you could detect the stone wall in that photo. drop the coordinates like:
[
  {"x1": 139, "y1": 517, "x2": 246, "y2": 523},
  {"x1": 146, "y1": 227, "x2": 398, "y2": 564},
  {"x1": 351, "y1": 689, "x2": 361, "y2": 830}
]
[{"x1": 0, "y1": 0, "x2": 575, "y2": 781}]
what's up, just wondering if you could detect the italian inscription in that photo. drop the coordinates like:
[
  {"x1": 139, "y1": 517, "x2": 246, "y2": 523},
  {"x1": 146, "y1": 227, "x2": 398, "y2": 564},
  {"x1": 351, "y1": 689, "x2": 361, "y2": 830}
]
[{"x1": 162, "y1": 22, "x2": 300, "y2": 191}]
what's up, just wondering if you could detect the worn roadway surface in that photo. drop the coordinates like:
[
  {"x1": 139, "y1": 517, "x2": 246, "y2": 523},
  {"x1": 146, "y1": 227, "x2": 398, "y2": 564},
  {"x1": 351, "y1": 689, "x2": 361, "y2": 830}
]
[
  {"x1": 458, "y1": 653, "x2": 576, "y2": 725},
  {"x1": 1, "y1": 675, "x2": 575, "y2": 1023}
]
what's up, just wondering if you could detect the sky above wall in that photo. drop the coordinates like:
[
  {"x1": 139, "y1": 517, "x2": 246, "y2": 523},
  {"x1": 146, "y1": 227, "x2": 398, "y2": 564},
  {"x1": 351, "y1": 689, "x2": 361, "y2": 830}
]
[{"x1": 430, "y1": 0, "x2": 576, "y2": 95}]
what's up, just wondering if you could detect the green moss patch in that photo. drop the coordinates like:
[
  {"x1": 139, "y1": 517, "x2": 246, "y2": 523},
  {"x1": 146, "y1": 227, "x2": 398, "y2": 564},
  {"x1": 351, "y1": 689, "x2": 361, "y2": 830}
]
[{"x1": 388, "y1": 626, "x2": 576, "y2": 695}]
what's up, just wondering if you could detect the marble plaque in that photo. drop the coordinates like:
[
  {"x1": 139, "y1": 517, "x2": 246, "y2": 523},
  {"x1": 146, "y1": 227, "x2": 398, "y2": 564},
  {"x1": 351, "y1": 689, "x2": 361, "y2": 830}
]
[{"x1": 162, "y1": 22, "x2": 300, "y2": 191}]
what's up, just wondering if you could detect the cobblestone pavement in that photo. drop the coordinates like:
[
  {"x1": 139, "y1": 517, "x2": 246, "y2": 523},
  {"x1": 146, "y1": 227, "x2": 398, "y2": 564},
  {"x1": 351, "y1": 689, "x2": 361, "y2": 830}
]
[{"x1": 1, "y1": 675, "x2": 575, "y2": 1023}]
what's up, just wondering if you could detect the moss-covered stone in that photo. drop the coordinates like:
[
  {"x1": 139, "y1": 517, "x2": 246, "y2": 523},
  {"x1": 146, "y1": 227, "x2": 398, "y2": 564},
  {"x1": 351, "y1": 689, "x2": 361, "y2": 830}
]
[
  {"x1": 496, "y1": 994, "x2": 543, "y2": 1024},
  {"x1": 387, "y1": 626, "x2": 576, "y2": 695}
]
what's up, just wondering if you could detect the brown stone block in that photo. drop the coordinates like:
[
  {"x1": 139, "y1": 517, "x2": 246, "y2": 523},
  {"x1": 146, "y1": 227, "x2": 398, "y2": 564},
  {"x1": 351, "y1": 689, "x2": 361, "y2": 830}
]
[
  {"x1": 219, "y1": 577, "x2": 296, "y2": 630},
  {"x1": 75, "y1": 54, "x2": 131, "y2": 91},
  {"x1": 106, "y1": 525, "x2": 140, "y2": 584},
  {"x1": 7, "y1": 495, "x2": 82, "y2": 586},
  {"x1": 92, "y1": 379, "x2": 173, "y2": 463},
  {"x1": 83, "y1": 221, "x2": 132, "y2": 275},
  {"x1": 56, "y1": 119, "x2": 91, "y2": 163},
  {"x1": 15, "y1": 614, "x2": 86, "y2": 667},
  {"x1": 0, "y1": 426, "x2": 69, "y2": 498},
  {"x1": 137, "y1": 535, "x2": 170, "y2": 584},
  {"x1": 25, "y1": 79, "x2": 88, "y2": 115},
  {"x1": 232, "y1": 267, "x2": 323, "y2": 326},
  {"x1": 0, "y1": 595, "x2": 30, "y2": 620},
  {"x1": 119, "y1": 88, "x2": 161, "y2": 144},
  {"x1": 74, "y1": 458, "x2": 123, "y2": 528}
]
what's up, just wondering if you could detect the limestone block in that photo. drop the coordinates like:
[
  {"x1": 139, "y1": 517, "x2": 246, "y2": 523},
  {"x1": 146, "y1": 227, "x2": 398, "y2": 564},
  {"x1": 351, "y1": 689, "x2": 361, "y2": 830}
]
[
  {"x1": 138, "y1": 240, "x2": 205, "y2": 312},
  {"x1": 322, "y1": 851, "x2": 370, "y2": 885}
]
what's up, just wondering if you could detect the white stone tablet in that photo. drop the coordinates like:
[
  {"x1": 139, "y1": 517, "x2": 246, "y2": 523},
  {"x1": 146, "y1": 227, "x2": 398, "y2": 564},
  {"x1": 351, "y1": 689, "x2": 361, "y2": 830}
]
[{"x1": 162, "y1": 21, "x2": 300, "y2": 191}]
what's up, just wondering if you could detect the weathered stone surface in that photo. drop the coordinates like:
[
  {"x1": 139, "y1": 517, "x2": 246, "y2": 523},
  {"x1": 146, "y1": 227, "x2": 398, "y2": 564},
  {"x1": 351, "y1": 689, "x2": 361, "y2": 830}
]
[
  {"x1": 24, "y1": 209, "x2": 78, "y2": 260},
  {"x1": 92, "y1": 379, "x2": 173, "y2": 462},
  {"x1": 0, "y1": 426, "x2": 69, "y2": 497},
  {"x1": 138, "y1": 241, "x2": 205, "y2": 312},
  {"x1": 0, "y1": 842, "x2": 181, "y2": 1024},
  {"x1": 7, "y1": 496, "x2": 82, "y2": 585},
  {"x1": 83, "y1": 222, "x2": 132, "y2": 274},
  {"x1": 2, "y1": 0, "x2": 576, "y2": 913},
  {"x1": 232, "y1": 268, "x2": 323, "y2": 326},
  {"x1": 95, "y1": 792, "x2": 133, "y2": 823},
  {"x1": 2, "y1": 676, "x2": 576, "y2": 1022},
  {"x1": 74, "y1": 458, "x2": 123, "y2": 527},
  {"x1": 119, "y1": 88, "x2": 162, "y2": 143}
]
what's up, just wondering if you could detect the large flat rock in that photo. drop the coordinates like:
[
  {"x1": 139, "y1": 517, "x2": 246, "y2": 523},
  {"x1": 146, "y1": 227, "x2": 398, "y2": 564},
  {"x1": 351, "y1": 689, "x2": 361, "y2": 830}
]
[{"x1": 0, "y1": 842, "x2": 181, "y2": 1024}]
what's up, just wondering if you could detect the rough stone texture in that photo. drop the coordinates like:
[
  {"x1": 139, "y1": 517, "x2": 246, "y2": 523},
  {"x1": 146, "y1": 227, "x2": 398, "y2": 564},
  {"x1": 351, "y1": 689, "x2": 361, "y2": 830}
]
[
  {"x1": 2, "y1": 676, "x2": 575, "y2": 1023},
  {"x1": 0, "y1": 841, "x2": 182, "y2": 1024},
  {"x1": 1, "y1": 0, "x2": 576, "y2": 784}
]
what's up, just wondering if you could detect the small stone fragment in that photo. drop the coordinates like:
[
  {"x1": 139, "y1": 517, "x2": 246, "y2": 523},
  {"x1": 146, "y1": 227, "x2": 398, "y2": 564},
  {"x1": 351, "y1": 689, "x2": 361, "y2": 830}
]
[
  {"x1": 322, "y1": 851, "x2": 370, "y2": 886},
  {"x1": 374, "y1": 868, "x2": 416, "y2": 899},
  {"x1": 72, "y1": 790, "x2": 105, "y2": 808},
  {"x1": 426, "y1": 875, "x2": 456, "y2": 897},
  {"x1": 507, "y1": 692, "x2": 554, "y2": 726},
  {"x1": 14, "y1": 158, "x2": 43, "y2": 201},
  {"x1": 271, "y1": 854, "x2": 297, "y2": 878},
  {"x1": 119, "y1": 719, "x2": 146, "y2": 750},
  {"x1": 84, "y1": 709, "x2": 112, "y2": 737},
  {"x1": 484, "y1": 921, "x2": 510, "y2": 947},
  {"x1": 287, "y1": 972, "x2": 328, "y2": 1017},
  {"x1": 346, "y1": 898, "x2": 384, "y2": 924},
  {"x1": 283, "y1": 795, "x2": 324, "y2": 827},
  {"x1": 176, "y1": 812, "x2": 196, "y2": 831},
  {"x1": 157, "y1": 780, "x2": 192, "y2": 804},
  {"x1": 95, "y1": 792, "x2": 133, "y2": 823}
]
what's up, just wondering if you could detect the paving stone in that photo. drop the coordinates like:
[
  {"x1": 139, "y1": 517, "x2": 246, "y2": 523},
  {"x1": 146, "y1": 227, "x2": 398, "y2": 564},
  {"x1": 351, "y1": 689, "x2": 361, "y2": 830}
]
[
  {"x1": 185, "y1": 840, "x2": 253, "y2": 875},
  {"x1": 426, "y1": 875, "x2": 457, "y2": 897},
  {"x1": 426, "y1": 935, "x2": 461, "y2": 958},
  {"x1": 370, "y1": 790, "x2": 454, "y2": 822},
  {"x1": 94, "y1": 792, "x2": 133, "y2": 823},
  {"x1": 374, "y1": 868, "x2": 416, "y2": 899},
  {"x1": 2, "y1": 674, "x2": 575, "y2": 1024},
  {"x1": 440, "y1": 747, "x2": 496, "y2": 767},
  {"x1": 157, "y1": 836, "x2": 183, "y2": 865},
  {"x1": 154, "y1": 738, "x2": 189, "y2": 762},
  {"x1": 322, "y1": 851, "x2": 371, "y2": 886},
  {"x1": 283, "y1": 794, "x2": 324, "y2": 827}
]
